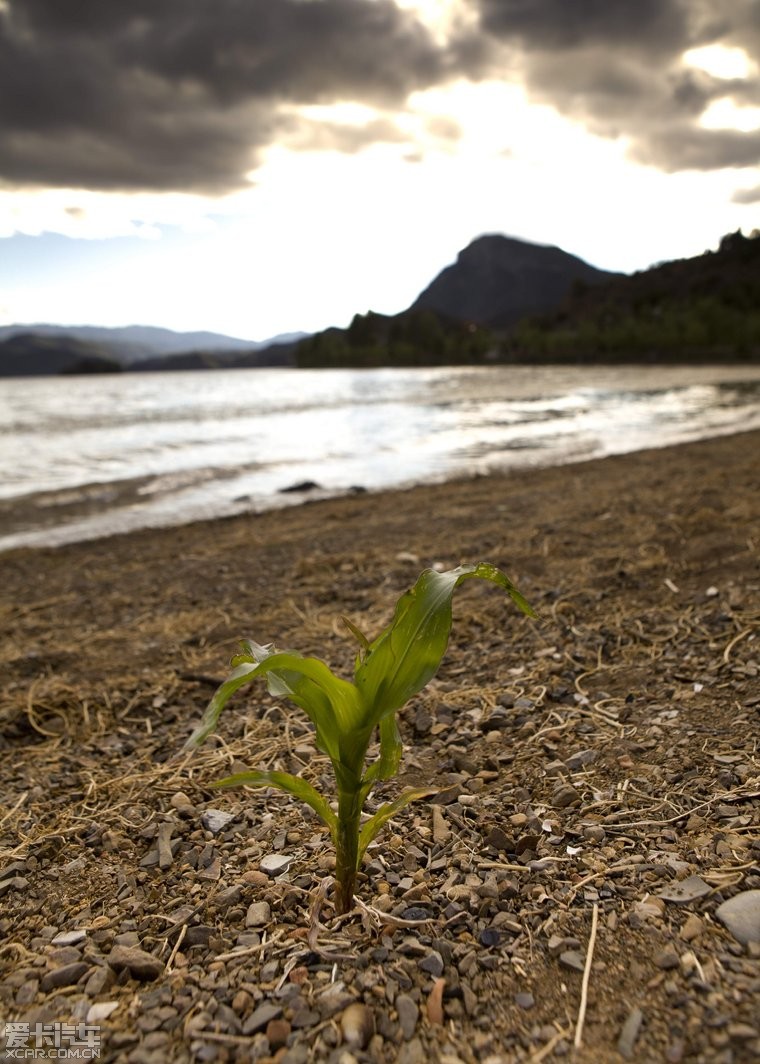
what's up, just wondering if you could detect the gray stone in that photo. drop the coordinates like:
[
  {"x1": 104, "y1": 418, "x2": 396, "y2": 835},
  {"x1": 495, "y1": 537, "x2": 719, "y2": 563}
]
[
  {"x1": 551, "y1": 784, "x2": 581, "y2": 808},
  {"x1": 200, "y1": 809, "x2": 235, "y2": 834},
  {"x1": 559, "y1": 950, "x2": 585, "y2": 972},
  {"x1": 565, "y1": 748, "x2": 598, "y2": 771},
  {"x1": 40, "y1": 962, "x2": 89, "y2": 991},
  {"x1": 107, "y1": 945, "x2": 165, "y2": 981},
  {"x1": 259, "y1": 854, "x2": 293, "y2": 877},
  {"x1": 617, "y1": 1006, "x2": 644, "y2": 1059},
  {"x1": 515, "y1": 992, "x2": 535, "y2": 1009},
  {"x1": 418, "y1": 951, "x2": 444, "y2": 978},
  {"x1": 242, "y1": 1002, "x2": 282, "y2": 1035},
  {"x1": 395, "y1": 994, "x2": 419, "y2": 1040},
  {"x1": 716, "y1": 890, "x2": 760, "y2": 945},
  {"x1": 246, "y1": 901, "x2": 271, "y2": 928},
  {"x1": 51, "y1": 930, "x2": 87, "y2": 947}
]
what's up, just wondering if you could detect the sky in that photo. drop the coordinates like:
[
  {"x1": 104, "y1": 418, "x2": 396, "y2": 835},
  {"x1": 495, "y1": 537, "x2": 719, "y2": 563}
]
[{"x1": 1, "y1": 0, "x2": 759, "y2": 342}]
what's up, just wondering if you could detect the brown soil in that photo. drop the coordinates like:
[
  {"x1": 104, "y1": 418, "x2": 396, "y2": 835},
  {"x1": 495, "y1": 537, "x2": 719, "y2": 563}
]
[{"x1": 1, "y1": 430, "x2": 759, "y2": 1064}]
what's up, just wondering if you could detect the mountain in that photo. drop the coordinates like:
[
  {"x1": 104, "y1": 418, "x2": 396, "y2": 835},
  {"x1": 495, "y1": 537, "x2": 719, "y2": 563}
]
[
  {"x1": 296, "y1": 234, "x2": 619, "y2": 368},
  {"x1": 504, "y1": 228, "x2": 760, "y2": 362},
  {"x1": 0, "y1": 323, "x2": 303, "y2": 364},
  {"x1": 0, "y1": 324, "x2": 310, "y2": 376},
  {"x1": 409, "y1": 234, "x2": 618, "y2": 327},
  {"x1": 0, "y1": 332, "x2": 122, "y2": 376}
]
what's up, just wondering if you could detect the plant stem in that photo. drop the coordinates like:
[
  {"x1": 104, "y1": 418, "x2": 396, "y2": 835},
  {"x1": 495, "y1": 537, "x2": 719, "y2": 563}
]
[{"x1": 334, "y1": 788, "x2": 361, "y2": 915}]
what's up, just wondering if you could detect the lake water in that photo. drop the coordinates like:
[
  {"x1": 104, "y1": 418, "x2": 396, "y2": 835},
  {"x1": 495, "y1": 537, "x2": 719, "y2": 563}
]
[{"x1": 1, "y1": 363, "x2": 760, "y2": 552}]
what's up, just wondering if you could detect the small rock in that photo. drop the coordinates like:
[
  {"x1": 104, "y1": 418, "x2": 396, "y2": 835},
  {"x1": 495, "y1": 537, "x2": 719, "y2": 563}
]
[
  {"x1": 617, "y1": 1007, "x2": 644, "y2": 1059},
  {"x1": 658, "y1": 875, "x2": 712, "y2": 904},
  {"x1": 51, "y1": 930, "x2": 87, "y2": 947},
  {"x1": 558, "y1": 950, "x2": 585, "y2": 972},
  {"x1": 395, "y1": 994, "x2": 419, "y2": 1040},
  {"x1": 200, "y1": 809, "x2": 235, "y2": 834},
  {"x1": 654, "y1": 947, "x2": 680, "y2": 970},
  {"x1": 565, "y1": 748, "x2": 598, "y2": 771},
  {"x1": 246, "y1": 901, "x2": 271, "y2": 928},
  {"x1": 514, "y1": 992, "x2": 535, "y2": 1009},
  {"x1": 40, "y1": 962, "x2": 89, "y2": 991},
  {"x1": 551, "y1": 784, "x2": 580, "y2": 809},
  {"x1": 259, "y1": 854, "x2": 293, "y2": 877},
  {"x1": 715, "y1": 890, "x2": 760, "y2": 945},
  {"x1": 87, "y1": 1002, "x2": 120, "y2": 1023},
  {"x1": 680, "y1": 914, "x2": 704, "y2": 942},
  {"x1": 170, "y1": 791, "x2": 195, "y2": 815},
  {"x1": 279, "y1": 479, "x2": 321, "y2": 494},
  {"x1": 0, "y1": 876, "x2": 29, "y2": 897},
  {"x1": 418, "y1": 951, "x2": 444, "y2": 978},
  {"x1": 243, "y1": 1002, "x2": 282, "y2": 1035},
  {"x1": 485, "y1": 826, "x2": 511, "y2": 851},
  {"x1": 16, "y1": 980, "x2": 38, "y2": 1005},
  {"x1": 107, "y1": 945, "x2": 165, "y2": 981},
  {"x1": 266, "y1": 1018, "x2": 291, "y2": 1049},
  {"x1": 340, "y1": 1003, "x2": 374, "y2": 1049}
]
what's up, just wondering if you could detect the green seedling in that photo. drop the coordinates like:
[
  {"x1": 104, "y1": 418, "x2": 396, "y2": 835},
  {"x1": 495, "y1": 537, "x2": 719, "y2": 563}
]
[{"x1": 185, "y1": 563, "x2": 534, "y2": 914}]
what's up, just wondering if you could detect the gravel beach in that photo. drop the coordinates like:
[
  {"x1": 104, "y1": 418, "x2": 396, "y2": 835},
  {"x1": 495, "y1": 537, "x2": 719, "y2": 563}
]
[{"x1": 1, "y1": 430, "x2": 759, "y2": 1063}]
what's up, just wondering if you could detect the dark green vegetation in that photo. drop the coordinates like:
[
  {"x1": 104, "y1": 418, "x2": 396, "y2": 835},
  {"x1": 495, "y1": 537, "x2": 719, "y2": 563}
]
[
  {"x1": 3, "y1": 230, "x2": 758, "y2": 375},
  {"x1": 185, "y1": 564, "x2": 534, "y2": 915},
  {"x1": 296, "y1": 229, "x2": 760, "y2": 368},
  {"x1": 506, "y1": 230, "x2": 760, "y2": 364}
]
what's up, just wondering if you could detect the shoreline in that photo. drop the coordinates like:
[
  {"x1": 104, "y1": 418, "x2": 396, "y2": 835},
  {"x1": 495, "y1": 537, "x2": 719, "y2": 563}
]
[{"x1": 2, "y1": 420, "x2": 760, "y2": 556}]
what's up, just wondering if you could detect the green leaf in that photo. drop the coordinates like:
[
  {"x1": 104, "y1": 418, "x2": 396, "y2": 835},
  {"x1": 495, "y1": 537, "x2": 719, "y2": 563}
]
[
  {"x1": 185, "y1": 643, "x2": 362, "y2": 765},
  {"x1": 360, "y1": 714, "x2": 402, "y2": 800},
  {"x1": 183, "y1": 660, "x2": 260, "y2": 749},
  {"x1": 357, "y1": 787, "x2": 435, "y2": 865},
  {"x1": 341, "y1": 616, "x2": 371, "y2": 656},
  {"x1": 212, "y1": 769, "x2": 338, "y2": 843},
  {"x1": 354, "y1": 563, "x2": 534, "y2": 725}
]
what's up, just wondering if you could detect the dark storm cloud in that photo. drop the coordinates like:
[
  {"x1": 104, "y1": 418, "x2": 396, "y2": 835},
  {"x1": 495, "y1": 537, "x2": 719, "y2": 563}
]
[
  {"x1": 0, "y1": 0, "x2": 476, "y2": 193},
  {"x1": 2, "y1": 0, "x2": 758, "y2": 196},
  {"x1": 474, "y1": 0, "x2": 760, "y2": 173}
]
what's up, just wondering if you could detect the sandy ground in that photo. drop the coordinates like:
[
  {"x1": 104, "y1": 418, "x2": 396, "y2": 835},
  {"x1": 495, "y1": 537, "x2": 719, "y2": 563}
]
[{"x1": 1, "y1": 430, "x2": 759, "y2": 1063}]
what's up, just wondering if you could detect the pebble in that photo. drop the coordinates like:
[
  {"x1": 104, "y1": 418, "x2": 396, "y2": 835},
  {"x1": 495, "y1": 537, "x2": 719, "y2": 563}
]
[
  {"x1": 246, "y1": 901, "x2": 271, "y2": 927},
  {"x1": 514, "y1": 992, "x2": 535, "y2": 1009},
  {"x1": 200, "y1": 809, "x2": 235, "y2": 834},
  {"x1": 565, "y1": 748, "x2": 598, "y2": 771},
  {"x1": 559, "y1": 950, "x2": 585, "y2": 972},
  {"x1": 653, "y1": 947, "x2": 680, "y2": 970},
  {"x1": 551, "y1": 784, "x2": 580, "y2": 808},
  {"x1": 485, "y1": 825, "x2": 511, "y2": 850},
  {"x1": 259, "y1": 854, "x2": 293, "y2": 877},
  {"x1": 680, "y1": 914, "x2": 704, "y2": 941},
  {"x1": 40, "y1": 962, "x2": 89, "y2": 991},
  {"x1": 617, "y1": 1006, "x2": 644, "y2": 1059},
  {"x1": 87, "y1": 1002, "x2": 120, "y2": 1023},
  {"x1": 418, "y1": 951, "x2": 444, "y2": 977},
  {"x1": 51, "y1": 929, "x2": 87, "y2": 947},
  {"x1": 107, "y1": 945, "x2": 165, "y2": 981},
  {"x1": 265, "y1": 1018, "x2": 291, "y2": 1049},
  {"x1": 715, "y1": 890, "x2": 760, "y2": 945},
  {"x1": 395, "y1": 994, "x2": 419, "y2": 1040},
  {"x1": 243, "y1": 1002, "x2": 282, "y2": 1035}
]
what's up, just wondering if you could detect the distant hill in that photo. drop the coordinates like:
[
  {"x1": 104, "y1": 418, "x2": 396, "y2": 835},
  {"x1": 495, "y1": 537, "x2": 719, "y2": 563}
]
[
  {"x1": 0, "y1": 324, "x2": 309, "y2": 376},
  {"x1": 296, "y1": 234, "x2": 618, "y2": 368},
  {"x1": 0, "y1": 333, "x2": 122, "y2": 376},
  {"x1": 410, "y1": 234, "x2": 618, "y2": 327},
  {"x1": 504, "y1": 229, "x2": 760, "y2": 363},
  {"x1": 297, "y1": 230, "x2": 760, "y2": 367}
]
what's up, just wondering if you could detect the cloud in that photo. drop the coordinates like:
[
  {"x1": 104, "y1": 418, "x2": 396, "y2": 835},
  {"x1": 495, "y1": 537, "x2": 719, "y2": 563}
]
[
  {"x1": 0, "y1": 0, "x2": 472, "y2": 193},
  {"x1": 473, "y1": 0, "x2": 760, "y2": 172},
  {"x1": 1, "y1": 0, "x2": 758, "y2": 199},
  {"x1": 732, "y1": 183, "x2": 760, "y2": 203}
]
